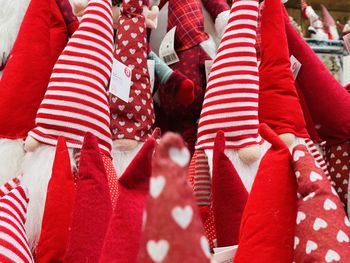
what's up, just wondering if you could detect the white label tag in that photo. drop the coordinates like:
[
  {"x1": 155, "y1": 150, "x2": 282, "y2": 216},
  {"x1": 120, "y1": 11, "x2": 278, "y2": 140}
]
[
  {"x1": 205, "y1": 60, "x2": 213, "y2": 82},
  {"x1": 159, "y1": 26, "x2": 179, "y2": 65},
  {"x1": 109, "y1": 58, "x2": 132, "y2": 103},
  {"x1": 290, "y1": 55, "x2": 302, "y2": 80},
  {"x1": 344, "y1": 33, "x2": 350, "y2": 53},
  {"x1": 213, "y1": 245, "x2": 238, "y2": 263},
  {"x1": 147, "y1": 59, "x2": 155, "y2": 93}
]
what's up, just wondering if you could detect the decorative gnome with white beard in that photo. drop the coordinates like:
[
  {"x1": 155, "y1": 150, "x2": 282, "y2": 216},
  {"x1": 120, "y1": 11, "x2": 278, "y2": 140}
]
[{"x1": 22, "y1": 0, "x2": 115, "y2": 249}]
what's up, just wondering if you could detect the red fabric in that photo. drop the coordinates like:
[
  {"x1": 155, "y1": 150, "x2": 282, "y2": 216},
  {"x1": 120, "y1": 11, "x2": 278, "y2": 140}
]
[
  {"x1": 292, "y1": 145, "x2": 350, "y2": 262},
  {"x1": 203, "y1": 207, "x2": 217, "y2": 250},
  {"x1": 63, "y1": 133, "x2": 112, "y2": 262},
  {"x1": 212, "y1": 131, "x2": 248, "y2": 247},
  {"x1": 235, "y1": 124, "x2": 297, "y2": 263},
  {"x1": 201, "y1": 0, "x2": 229, "y2": 21},
  {"x1": 284, "y1": 10, "x2": 350, "y2": 145},
  {"x1": 259, "y1": 0, "x2": 308, "y2": 138},
  {"x1": 324, "y1": 142, "x2": 350, "y2": 208},
  {"x1": 102, "y1": 155, "x2": 119, "y2": 209},
  {"x1": 168, "y1": 0, "x2": 208, "y2": 52},
  {"x1": 36, "y1": 137, "x2": 75, "y2": 263},
  {"x1": 137, "y1": 133, "x2": 210, "y2": 262},
  {"x1": 110, "y1": 0, "x2": 154, "y2": 142},
  {"x1": 99, "y1": 138, "x2": 156, "y2": 263},
  {"x1": 55, "y1": 0, "x2": 79, "y2": 37},
  {"x1": 0, "y1": 0, "x2": 53, "y2": 139}
]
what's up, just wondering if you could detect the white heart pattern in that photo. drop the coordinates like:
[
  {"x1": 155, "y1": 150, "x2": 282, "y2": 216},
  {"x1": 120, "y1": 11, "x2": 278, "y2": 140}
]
[
  {"x1": 294, "y1": 236, "x2": 300, "y2": 249},
  {"x1": 337, "y1": 230, "x2": 349, "y2": 243},
  {"x1": 169, "y1": 147, "x2": 190, "y2": 167},
  {"x1": 147, "y1": 240, "x2": 169, "y2": 262},
  {"x1": 325, "y1": 249, "x2": 340, "y2": 262},
  {"x1": 200, "y1": 236, "x2": 211, "y2": 258},
  {"x1": 294, "y1": 150, "x2": 305, "y2": 161},
  {"x1": 313, "y1": 217, "x2": 328, "y2": 231},
  {"x1": 296, "y1": 211, "x2": 306, "y2": 224},
  {"x1": 171, "y1": 206, "x2": 193, "y2": 229},
  {"x1": 305, "y1": 240, "x2": 318, "y2": 254},
  {"x1": 310, "y1": 171, "x2": 322, "y2": 182},
  {"x1": 323, "y1": 199, "x2": 337, "y2": 211},
  {"x1": 150, "y1": 176, "x2": 166, "y2": 198}
]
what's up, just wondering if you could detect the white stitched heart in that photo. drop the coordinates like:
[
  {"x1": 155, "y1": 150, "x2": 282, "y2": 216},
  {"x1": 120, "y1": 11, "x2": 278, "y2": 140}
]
[
  {"x1": 118, "y1": 34, "x2": 122, "y2": 40},
  {"x1": 136, "y1": 74, "x2": 141, "y2": 80},
  {"x1": 127, "y1": 113, "x2": 133, "y2": 119},
  {"x1": 135, "y1": 105, "x2": 141, "y2": 112},
  {"x1": 294, "y1": 236, "x2": 300, "y2": 249},
  {"x1": 296, "y1": 211, "x2": 306, "y2": 224},
  {"x1": 112, "y1": 114, "x2": 117, "y2": 120},
  {"x1": 137, "y1": 58, "x2": 142, "y2": 64},
  {"x1": 118, "y1": 105, "x2": 125, "y2": 111},
  {"x1": 112, "y1": 97, "x2": 117, "y2": 103},
  {"x1": 138, "y1": 42, "x2": 143, "y2": 48},
  {"x1": 141, "y1": 115, "x2": 147, "y2": 121},
  {"x1": 200, "y1": 236, "x2": 211, "y2": 258},
  {"x1": 141, "y1": 83, "x2": 147, "y2": 89},
  {"x1": 132, "y1": 17, "x2": 138, "y2": 23},
  {"x1": 310, "y1": 171, "x2": 322, "y2": 182},
  {"x1": 124, "y1": 25, "x2": 130, "y2": 31},
  {"x1": 325, "y1": 249, "x2": 340, "y2": 262},
  {"x1": 117, "y1": 134, "x2": 124, "y2": 139},
  {"x1": 324, "y1": 199, "x2": 337, "y2": 210},
  {"x1": 135, "y1": 122, "x2": 141, "y2": 127},
  {"x1": 119, "y1": 121, "x2": 125, "y2": 126},
  {"x1": 139, "y1": 27, "x2": 144, "y2": 33},
  {"x1": 169, "y1": 147, "x2": 190, "y2": 167},
  {"x1": 336, "y1": 159, "x2": 341, "y2": 164},
  {"x1": 142, "y1": 99, "x2": 146, "y2": 105},
  {"x1": 121, "y1": 56, "x2": 127, "y2": 62},
  {"x1": 337, "y1": 230, "x2": 349, "y2": 243},
  {"x1": 147, "y1": 240, "x2": 169, "y2": 262},
  {"x1": 115, "y1": 49, "x2": 121, "y2": 55},
  {"x1": 131, "y1": 33, "x2": 137, "y2": 39},
  {"x1": 313, "y1": 217, "x2": 328, "y2": 231},
  {"x1": 135, "y1": 89, "x2": 141, "y2": 96},
  {"x1": 150, "y1": 176, "x2": 165, "y2": 198},
  {"x1": 171, "y1": 206, "x2": 193, "y2": 229},
  {"x1": 127, "y1": 128, "x2": 133, "y2": 133},
  {"x1": 129, "y1": 49, "x2": 136, "y2": 55},
  {"x1": 134, "y1": 135, "x2": 140, "y2": 141},
  {"x1": 342, "y1": 165, "x2": 348, "y2": 171},
  {"x1": 122, "y1": 40, "x2": 129, "y2": 46},
  {"x1": 305, "y1": 240, "x2": 317, "y2": 254},
  {"x1": 293, "y1": 150, "x2": 305, "y2": 161}
]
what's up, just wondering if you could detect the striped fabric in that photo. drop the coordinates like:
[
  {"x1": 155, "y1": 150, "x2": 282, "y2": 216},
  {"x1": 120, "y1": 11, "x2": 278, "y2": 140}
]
[
  {"x1": 196, "y1": 0, "x2": 262, "y2": 150},
  {"x1": 305, "y1": 138, "x2": 329, "y2": 176},
  {"x1": 0, "y1": 177, "x2": 21, "y2": 197},
  {"x1": 0, "y1": 186, "x2": 33, "y2": 263},
  {"x1": 29, "y1": 0, "x2": 114, "y2": 156},
  {"x1": 193, "y1": 150, "x2": 211, "y2": 206}
]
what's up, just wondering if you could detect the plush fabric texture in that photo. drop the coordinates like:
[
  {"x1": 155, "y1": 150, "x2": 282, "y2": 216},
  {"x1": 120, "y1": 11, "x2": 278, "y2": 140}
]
[
  {"x1": 102, "y1": 155, "x2": 119, "y2": 209},
  {"x1": 63, "y1": 133, "x2": 112, "y2": 262},
  {"x1": 0, "y1": 186, "x2": 33, "y2": 263},
  {"x1": 292, "y1": 145, "x2": 350, "y2": 262},
  {"x1": 99, "y1": 138, "x2": 156, "y2": 263},
  {"x1": 259, "y1": 0, "x2": 309, "y2": 138},
  {"x1": 168, "y1": 0, "x2": 208, "y2": 52},
  {"x1": 201, "y1": 0, "x2": 230, "y2": 21},
  {"x1": 55, "y1": 0, "x2": 79, "y2": 37},
  {"x1": 0, "y1": 176, "x2": 21, "y2": 197},
  {"x1": 284, "y1": 10, "x2": 350, "y2": 145},
  {"x1": 234, "y1": 124, "x2": 297, "y2": 263},
  {"x1": 212, "y1": 131, "x2": 248, "y2": 247},
  {"x1": 0, "y1": 0, "x2": 52, "y2": 139},
  {"x1": 324, "y1": 142, "x2": 350, "y2": 208},
  {"x1": 196, "y1": 0, "x2": 263, "y2": 150},
  {"x1": 192, "y1": 149, "x2": 211, "y2": 207},
  {"x1": 29, "y1": 0, "x2": 114, "y2": 156},
  {"x1": 36, "y1": 137, "x2": 75, "y2": 263},
  {"x1": 110, "y1": 0, "x2": 154, "y2": 142},
  {"x1": 137, "y1": 133, "x2": 210, "y2": 262}
]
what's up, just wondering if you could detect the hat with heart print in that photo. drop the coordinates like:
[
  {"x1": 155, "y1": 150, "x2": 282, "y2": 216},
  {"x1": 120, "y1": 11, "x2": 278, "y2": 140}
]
[{"x1": 137, "y1": 132, "x2": 210, "y2": 262}]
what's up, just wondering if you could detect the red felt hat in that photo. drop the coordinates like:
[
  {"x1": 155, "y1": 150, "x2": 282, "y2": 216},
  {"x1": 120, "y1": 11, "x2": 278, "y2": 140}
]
[
  {"x1": 292, "y1": 145, "x2": 350, "y2": 262},
  {"x1": 137, "y1": 133, "x2": 210, "y2": 262},
  {"x1": 212, "y1": 131, "x2": 248, "y2": 247},
  {"x1": 259, "y1": 0, "x2": 309, "y2": 139},
  {"x1": 28, "y1": 0, "x2": 114, "y2": 156},
  {"x1": 0, "y1": 0, "x2": 53, "y2": 139},
  {"x1": 284, "y1": 10, "x2": 350, "y2": 145},
  {"x1": 234, "y1": 124, "x2": 297, "y2": 263},
  {"x1": 36, "y1": 137, "x2": 75, "y2": 262},
  {"x1": 99, "y1": 137, "x2": 156, "y2": 263},
  {"x1": 63, "y1": 133, "x2": 112, "y2": 262}
]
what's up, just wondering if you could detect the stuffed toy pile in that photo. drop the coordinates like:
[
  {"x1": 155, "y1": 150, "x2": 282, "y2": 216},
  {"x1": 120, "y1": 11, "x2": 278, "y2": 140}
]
[{"x1": 0, "y1": 0, "x2": 349, "y2": 262}]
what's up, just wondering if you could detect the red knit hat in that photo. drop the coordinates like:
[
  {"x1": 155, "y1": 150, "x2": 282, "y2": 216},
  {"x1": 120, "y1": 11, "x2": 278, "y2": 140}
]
[
  {"x1": 212, "y1": 131, "x2": 248, "y2": 247},
  {"x1": 292, "y1": 145, "x2": 350, "y2": 262},
  {"x1": 284, "y1": 11, "x2": 350, "y2": 146},
  {"x1": 110, "y1": 0, "x2": 154, "y2": 142},
  {"x1": 0, "y1": 176, "x2": 21, "y2": 197},
  {"x1": 64, "y1": 132, "x2": 112, "y2": 262},
  {"x1": 0, "y1": 0, "x2": 53, "y2": 139},
  {"x1": 234, "y1": 124, "x2": 297, "y2": 263},
  {"x1": 99, "y1": 137, "x2": 156, "y2": 262},
  {"x1": 28, "y1": 0, "x2": 114, "y2": 156},
  {"x1": 36, "y1": 137, "x2": 75, "y2": 262},
  {"x1": 196, "y1": 0, "x2": 263, "y2": 150},
  {"x1": 138, "y1": 133, "x2": 210, "y2": 262},
  {"x1": 259, "y1": 0, "x2": 309, "y2": 139}
]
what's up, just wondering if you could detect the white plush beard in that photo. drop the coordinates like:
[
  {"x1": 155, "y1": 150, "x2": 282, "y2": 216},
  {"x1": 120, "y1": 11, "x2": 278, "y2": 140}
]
[{"x1": 21, "y1": 145, "x2": 76, "y2": 250}]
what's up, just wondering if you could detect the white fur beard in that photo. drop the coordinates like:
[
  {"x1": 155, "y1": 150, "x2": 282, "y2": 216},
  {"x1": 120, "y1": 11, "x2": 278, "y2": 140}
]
[
  {"x1": 205, "y1": 141, "x2": 271, "y2": 193},
  {"x1": 0, "y1": 138, "x2": 25, "y2": 185},
  {"x1": 21, "y1": 145, "x2": 75, "y2": 250},
  {"x1": 112, "y1": 141, "x2": 144, "y2": 177},
  {"x1": 0, "y1": 0, "x2": 30, "y2": 66}
]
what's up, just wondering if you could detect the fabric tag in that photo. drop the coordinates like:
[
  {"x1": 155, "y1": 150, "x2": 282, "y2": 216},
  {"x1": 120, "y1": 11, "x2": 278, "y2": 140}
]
[
  {"x1": 212, "y1": 245, "x2": 238, "y2": 263},
  {"x1": 344, "y1": 33, "x2": 350, "y2": 53},
  {"x1": 205, "y1": 60, "x2": 213, "y2": 81},
  {"x1": 159, "y1": 26, "x2": 179, "y2": 65},
  {"x1": 109, "y1": 58, "x2": 132, "y2": 103},
  {"x1": 147, "y1": 59, "x2": 155, "y2": 93},
  {"x1": 290, "y1": 55, "x2": 302, "y2": 80}
]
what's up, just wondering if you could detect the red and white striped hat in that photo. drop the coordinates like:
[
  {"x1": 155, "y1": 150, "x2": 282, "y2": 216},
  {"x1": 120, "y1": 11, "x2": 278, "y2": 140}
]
[
  {"x1": 196, "y1": 0, "x2": 262, "y2": 150},
  {"x1": 28, "y1": 0, "x2": 114, "y2": 156}
]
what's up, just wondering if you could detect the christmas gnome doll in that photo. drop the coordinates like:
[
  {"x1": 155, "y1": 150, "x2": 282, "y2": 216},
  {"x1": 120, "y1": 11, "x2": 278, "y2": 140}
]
[
  {"x1": 137, "y1": 132, "x2": 211, "y2": 262},
  {"x1": 321, "y1": 4, "x2": 340, "y2": 40},
  {"x1": 22, "y1": 0, "x2": 115, "y2": 249},
  {"x1": 284, "y1": 10, "x2": 350, "y2": 209},
  {"x1": 0, "y1": 0, "x2": 70, "y2": 186},
  {"x1": 292, "y1": 144, "x2": 350, "y2": 262}
]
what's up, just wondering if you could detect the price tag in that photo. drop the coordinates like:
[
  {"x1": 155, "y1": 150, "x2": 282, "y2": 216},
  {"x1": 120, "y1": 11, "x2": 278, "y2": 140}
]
[
  {"x1": 147, "y1": 59, "x2": 155, "y2": 93},
  {"x1": 159, "y1": 26, "x2": 179, "y2": 65},
  {"x1": 109, "y1": 58, "x2": 132, "y2": 103},
  {"x1": 290, "y1": 55, "x2": 302, "y2": 80}
]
